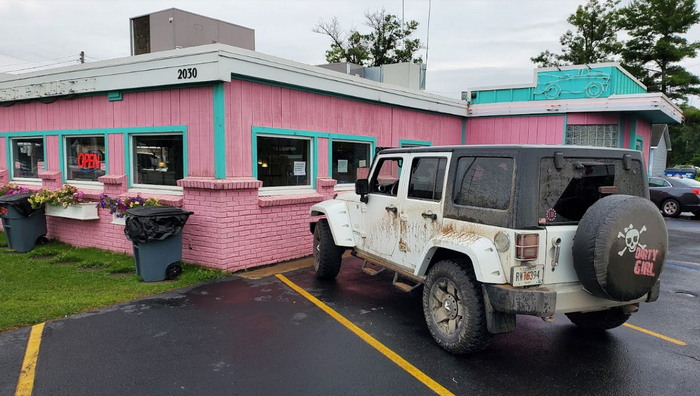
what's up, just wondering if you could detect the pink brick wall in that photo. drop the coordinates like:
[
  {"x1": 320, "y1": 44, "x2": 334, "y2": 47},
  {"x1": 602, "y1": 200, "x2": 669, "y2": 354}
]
[{"x1": 46, "y1": 210, "x2": 132, "y2": 254}]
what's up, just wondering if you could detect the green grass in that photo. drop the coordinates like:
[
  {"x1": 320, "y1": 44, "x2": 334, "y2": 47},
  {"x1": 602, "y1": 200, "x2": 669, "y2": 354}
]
[{"x1": 0, "y1": 231, "x2": 229, "y2": 332}]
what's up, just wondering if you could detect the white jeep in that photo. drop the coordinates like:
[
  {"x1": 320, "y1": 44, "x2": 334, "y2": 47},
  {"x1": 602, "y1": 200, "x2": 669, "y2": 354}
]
[{"x1": 310, "y1": 145, "x2": 667, "y2": 354}]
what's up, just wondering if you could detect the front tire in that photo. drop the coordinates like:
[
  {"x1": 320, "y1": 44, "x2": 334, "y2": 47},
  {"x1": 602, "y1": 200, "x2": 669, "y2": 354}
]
[
  {"x1": 661, "y1": 199, "x2": 681, "y2": 217},
  {"x1": 565, "y1": 307, "x2": 631, "y2": 331},
  {"x1": 422, "y1": 259, "x2": 491, "y2": 354},
  {"x1": 312, "y1": 220, "x2": 344, "y2": 279}
]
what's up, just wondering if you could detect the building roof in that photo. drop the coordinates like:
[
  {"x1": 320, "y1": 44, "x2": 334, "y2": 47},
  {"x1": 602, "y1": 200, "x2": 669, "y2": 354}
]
[
  {"x1": 651, "y1": 124, "x2": 672, "y2": 151},
  {"x1": 0, "y1": 43, "x2": 467, "y2": 117}
]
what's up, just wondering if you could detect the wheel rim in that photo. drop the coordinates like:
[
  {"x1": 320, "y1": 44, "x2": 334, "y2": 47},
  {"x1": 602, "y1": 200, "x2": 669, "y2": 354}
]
[
  {"x1": 313, "y1": 229, "x2": 321, "y2": 271},
  {"x1": 429, "y1": 278, "x2": 462, "y2": 335},
  {"x1": 663, "y1": 201, "x2": 678, "y2": 215}
]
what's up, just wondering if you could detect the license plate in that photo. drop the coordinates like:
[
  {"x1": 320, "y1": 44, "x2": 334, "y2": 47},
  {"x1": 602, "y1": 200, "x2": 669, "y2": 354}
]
[{"x1": 512, "y1": 265, "x2": 544, "y2": 287}]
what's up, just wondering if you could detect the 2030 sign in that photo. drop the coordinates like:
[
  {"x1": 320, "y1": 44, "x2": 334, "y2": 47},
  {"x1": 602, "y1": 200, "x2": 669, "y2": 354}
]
[{"x1": 177, "y1": 68, "x2": 198, "y2": 80}]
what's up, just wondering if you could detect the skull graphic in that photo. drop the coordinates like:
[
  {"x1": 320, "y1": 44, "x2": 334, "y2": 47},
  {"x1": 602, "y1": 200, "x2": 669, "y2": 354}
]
[{"x1": 617, "y1": 224, "x2": 647, "y2": 256}]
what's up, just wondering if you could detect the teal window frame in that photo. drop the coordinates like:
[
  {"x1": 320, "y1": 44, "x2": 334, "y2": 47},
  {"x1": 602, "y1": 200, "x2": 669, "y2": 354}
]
[
  {"x1": 328, "y1": 135, "x2": 376, "y2": 184},
  {"x1": 62, "y1": 133, "x2": 109, "y2": 184},
  {"x1": 126, "y1": 131, "x2": 187, "y2": 189},
  {"x1": 252, "y1": 127, "x2": 318, "y2": 189},
  {"x1": 399, "y1": 139, "x2": 432, "y2": 147},
  {"x1": 6, "y1": 135, "x2": 46, "y2": 181}
]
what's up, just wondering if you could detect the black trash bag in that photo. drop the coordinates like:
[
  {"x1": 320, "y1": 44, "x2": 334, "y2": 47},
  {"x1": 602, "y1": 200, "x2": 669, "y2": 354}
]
[
  {"x1": 0, "y1": 193, "x2": 38, "y2": 217},
  {"x1": 124, "y1": 206, "x2": 194, "y2": 243}
]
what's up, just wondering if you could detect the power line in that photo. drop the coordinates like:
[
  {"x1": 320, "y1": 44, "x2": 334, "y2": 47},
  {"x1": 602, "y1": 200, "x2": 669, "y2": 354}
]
[
  {"x1": 0, "y1": 55, "x2": 76, "y2": 69},
  {"x1": 0, "y1": 59, "x2": 79, "y2": 73}
]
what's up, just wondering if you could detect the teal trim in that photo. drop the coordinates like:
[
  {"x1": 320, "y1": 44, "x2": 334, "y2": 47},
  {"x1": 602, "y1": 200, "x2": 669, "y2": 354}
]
[
  {"x1": 4, "y1": 137, "x2": 9, "y2": 177},
  {"x1": 107, "y1": 92, "x2": 123, "y2": 102},
  {"x1": 43, "y1": 137, "x2": 47, "y2": 170},
  {"x1": 629, "y1": 116, "x2": 637, "y2": 149},
  {"x1": 58, "y1": 134, "x2": 65, "y2": 183},
  {"x1": 562, "y1": 114, "x2": 568, "y2": 144},
  {"x1": 1, "y1": 126, "x2": 187, "y2": 137},
  {"x1": 327, "y1": 135, "x2": 377, "y2": 178},
  {"x1": 399, "y1": 139, "x2": 431, "y2": 147},
  {"x1": 124, "y1": 133, "x2": 131, "y2": 188},
  {"x1": 635, "y1": 136, "x2": 644, "y2": 152},
  {"x1": 60, "y1": 132, "x2": 109, "y2": 184},
  {"x1": 618, "y1": 116, "x2": 624, "y2": 148},
  {"x1": 213, "y1": 83, "x2": 226, "y2": 179},
  {"x1": 461, "y1": 119, "x2": 466, "y2": 145}
]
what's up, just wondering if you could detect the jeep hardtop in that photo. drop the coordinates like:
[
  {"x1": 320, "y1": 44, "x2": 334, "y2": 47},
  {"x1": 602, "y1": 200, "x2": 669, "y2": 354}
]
[{"x1": 310, "y1": 145, "x2": 667, "y2": 354}]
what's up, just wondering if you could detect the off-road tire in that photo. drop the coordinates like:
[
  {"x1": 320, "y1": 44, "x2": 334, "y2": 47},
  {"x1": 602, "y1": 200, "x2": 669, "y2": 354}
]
[
  {"x1": 661, "y1": 199, "x2": 681, "y2": 217},
  {"x1": 565, "y1": 307, "x2": 631, "y2": 331},
  {"x1": 422, "y1": 259, "x2": 491, "y2": 354},
  {"x1": 312, "y1": 220, "x2": 344, "y2": 279}
]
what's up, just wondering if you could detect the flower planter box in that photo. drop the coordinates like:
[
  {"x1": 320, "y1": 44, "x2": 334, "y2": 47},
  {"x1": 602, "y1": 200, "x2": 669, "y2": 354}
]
[
  {"x1": 45, "y1": 203, "x2": 99, "y2": 220},
  {"x1": 111, "y1": 215, "x2": 126, "y2": 225}
]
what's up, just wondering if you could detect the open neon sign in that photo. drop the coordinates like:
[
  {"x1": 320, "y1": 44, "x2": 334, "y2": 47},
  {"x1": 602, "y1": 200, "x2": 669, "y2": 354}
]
[{"x1": 77, "y1": 152, "x2": 101, "y2": 169}]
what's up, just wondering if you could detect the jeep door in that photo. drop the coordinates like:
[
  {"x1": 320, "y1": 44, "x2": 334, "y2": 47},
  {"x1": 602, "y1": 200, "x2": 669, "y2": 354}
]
[
  {"x1": 398, "y1": 154, "x2": 450, "y2": 270},
  {"x1": 360, "y1": 156, "x2": 405, "y2": 257}
]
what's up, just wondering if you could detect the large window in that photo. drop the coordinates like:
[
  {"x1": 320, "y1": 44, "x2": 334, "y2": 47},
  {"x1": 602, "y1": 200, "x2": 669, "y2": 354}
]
[
  {"x1": 565, "y1": 125, "x2": 618, "y2": 148},
  {"x1": 11, "y1": 137, "x2": 44, "y2": 179},
  {"x1": 66, "y1": 136, "x2": 106, "y2": 182},
  {"x1": 132, "y1": 134, "x2": 183, "y2": 187},
  {"x1": 257, "y1": 136, "x2": 311, "y2": 187},
  {"x1": 331, "y1": 140, "x2": 371, "y2": 185}
]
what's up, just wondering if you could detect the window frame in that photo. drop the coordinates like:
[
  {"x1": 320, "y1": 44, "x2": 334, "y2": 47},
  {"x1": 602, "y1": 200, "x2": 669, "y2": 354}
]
[
  {"x1": 406, "y1": 156, "x2": 448, "y2": 202},
  {"x1": 127, "y1": 132, "x2": 185, "y2": 193},
  {"x1": 63, "y1": 134, "x2": 108, "y2": 186},
  {"x1": 329, "y1": 137, "x2": 375, "y2": 191},
  {"x1": 255, "y1": 133, "x2": 315, "y2": 193},
  {"x1": 9, "y1": 136, "x2": 45, "y2": 182}
]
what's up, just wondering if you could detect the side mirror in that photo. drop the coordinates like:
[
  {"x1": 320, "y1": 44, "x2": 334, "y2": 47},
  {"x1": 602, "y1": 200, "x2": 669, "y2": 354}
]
[{"x1": 355, "y1": 179, "x2": 369, "y2": 203}]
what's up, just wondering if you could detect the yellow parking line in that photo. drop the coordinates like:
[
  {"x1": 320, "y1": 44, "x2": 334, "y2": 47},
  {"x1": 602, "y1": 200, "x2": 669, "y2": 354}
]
[
  {"x1": 623, "y1": 323, "x2": 687, "y2": 346},
  {"x1": 276, "y1": 274, "x2": 454, "y2": 396},
  {"x1": 15, "y1": 322, "x2": 45, "y2": 396}
]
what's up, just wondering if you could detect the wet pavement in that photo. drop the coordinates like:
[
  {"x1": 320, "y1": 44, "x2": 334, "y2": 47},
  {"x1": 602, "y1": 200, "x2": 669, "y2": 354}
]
[{"x1": 1, "y1": 216, "x2": 698, "y2": 395}]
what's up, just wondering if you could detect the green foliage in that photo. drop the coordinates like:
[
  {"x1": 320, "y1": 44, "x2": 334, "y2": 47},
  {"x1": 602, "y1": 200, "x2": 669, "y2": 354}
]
[
  {"x1": 531, "y1": 0, "x2": 622, "y2": 67},
  {"x1": 668, "y1": 106, "x2": 700, "y2": 166},
  {"x1": 28, "y1": 184, "x2": 85, "y2": 209},
  {"x1": 618, "y1": 0, "x2": 700, "y2": 101},
  {"x1": 0, "y1": 232, "x2": 228, "y2": 331},
  {"x1": 314, "y1": 9, "x2": 422, "y2": 67}
]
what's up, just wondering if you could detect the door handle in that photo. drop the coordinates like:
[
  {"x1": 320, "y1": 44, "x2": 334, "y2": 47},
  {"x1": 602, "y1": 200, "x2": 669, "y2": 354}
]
[
  {"x1": 385, "y1": 206, "x2": 398, "y2": 214},
  {"x1": 422, "y1": 212, "x2": 437, "y2": 220}
]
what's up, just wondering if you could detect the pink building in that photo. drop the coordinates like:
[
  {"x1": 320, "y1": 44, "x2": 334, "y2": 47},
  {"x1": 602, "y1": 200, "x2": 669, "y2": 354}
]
[{"x1": 0, "y1": 45, "x2": 682, "y2": 271}]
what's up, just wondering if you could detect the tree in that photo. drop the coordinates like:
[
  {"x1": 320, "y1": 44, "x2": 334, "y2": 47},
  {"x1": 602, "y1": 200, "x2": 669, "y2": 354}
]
[
  {"x1": 531, "y1": 0, "x2": 622, "y2": 67},
  {"x1": 668, "y1": 106, "x2": 700, "y2": 166},
  {"x1": 313, "y1": 9, "x2": 422, "y2": 67},
  {"x1": 618, "y1": 0, "x2": 700, "y2": 102}
]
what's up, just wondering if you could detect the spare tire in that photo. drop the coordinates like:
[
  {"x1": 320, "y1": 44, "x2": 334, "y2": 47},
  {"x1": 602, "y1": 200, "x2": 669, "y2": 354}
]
[{"x1": 572, "y1": 194, "x2": 667, "y2": 301}]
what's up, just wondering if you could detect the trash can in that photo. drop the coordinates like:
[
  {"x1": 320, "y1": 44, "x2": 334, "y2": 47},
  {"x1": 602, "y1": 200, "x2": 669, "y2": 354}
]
[
  {"x1": 124, "y1": 206, "x2": 193, "y2": 282},
  {"x1": 0, "y1": 193, "x2": 48, "y2": 253}
]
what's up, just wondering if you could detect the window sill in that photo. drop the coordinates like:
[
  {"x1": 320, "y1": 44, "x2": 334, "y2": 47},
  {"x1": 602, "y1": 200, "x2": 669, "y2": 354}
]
[
  {"x1": 258, "y1": 192, "x2": 324, "y2": 207},
  {"x1": 258, "y1": 186, "x2": 315, "y2": 196},
  {"x1": 128, "y1": 186, "x2": 183, "y2": 196}
]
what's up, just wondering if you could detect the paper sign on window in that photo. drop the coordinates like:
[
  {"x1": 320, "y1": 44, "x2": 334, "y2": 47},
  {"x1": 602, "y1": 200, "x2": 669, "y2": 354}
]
[
  {"x1": 337, "y1": 160, "x2": 348, "y2": 173},
  {"x1": 293, "y1": 161, "x2": 306, "y2": 176}
]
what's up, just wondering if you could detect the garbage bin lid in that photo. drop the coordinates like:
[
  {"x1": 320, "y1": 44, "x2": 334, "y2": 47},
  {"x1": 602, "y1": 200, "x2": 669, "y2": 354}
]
[
  {"x1": 0, "y1": 192, "x2": 33, "y2": 205},
  {"x1": 124, "y1": 206, "x2": 194, "y2": 217}
]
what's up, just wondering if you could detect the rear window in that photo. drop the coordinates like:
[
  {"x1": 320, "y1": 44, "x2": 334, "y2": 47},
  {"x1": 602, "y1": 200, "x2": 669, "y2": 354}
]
[
  {"x1": 454, "y1": 157, "x2": 514, "y2": 210},
  {"x1": 539, "y1": 158, "x2": 645, "y2": 224}
]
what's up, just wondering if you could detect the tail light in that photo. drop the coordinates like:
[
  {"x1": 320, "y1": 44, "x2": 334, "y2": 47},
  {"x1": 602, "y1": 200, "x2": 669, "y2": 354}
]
[
  {"x1": 692, "y1": 188, "x2": 700, "y2": 196},
  {"x1": 515, "y1": 233, "x2": 539, "y2": 261}
]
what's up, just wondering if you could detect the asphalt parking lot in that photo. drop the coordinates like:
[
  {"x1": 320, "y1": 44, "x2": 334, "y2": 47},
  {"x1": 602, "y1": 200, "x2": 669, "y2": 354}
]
[{"x1": 1, "y1": 215, "x2": 698, "y2": 396}]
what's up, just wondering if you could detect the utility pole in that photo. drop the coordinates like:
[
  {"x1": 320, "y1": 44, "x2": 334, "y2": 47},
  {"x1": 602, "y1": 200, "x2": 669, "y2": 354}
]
[{"x1": 79, "y1": 51, "x2": 85, "y2": 64}]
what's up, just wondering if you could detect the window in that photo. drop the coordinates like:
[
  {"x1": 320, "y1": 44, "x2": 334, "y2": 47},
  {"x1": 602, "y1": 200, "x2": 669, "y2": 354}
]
[
  {"x1": 408, "y1": 157, "x2": 447, "y2": 201},
  {"x1": 565, "y1": 125, "x2": 618, "y2": 148},
  {"x1": 649, "y1": 178, "x2": 670, "y2": 188},
  {"x1": 331, "y1": 140, "x2": 371, "y2": 184},
  {"x1": 66, "y1": 135, "x2": 106, "y2": 182},
  {"x1": 369, "y1": 157, "x2": 402, "y2": 196},
  {"x1": 454, "y1": 157, "x2": 514, "y2": 210},
  {"x1": 257, "y1": 136, "x2": 310, "y2": 187},
  {"x1": 11, "y1": 137, "x2": 44, "y2": 179},
  {"x1": 131, "y1": 134, "x2": 183, "y2": 186}
]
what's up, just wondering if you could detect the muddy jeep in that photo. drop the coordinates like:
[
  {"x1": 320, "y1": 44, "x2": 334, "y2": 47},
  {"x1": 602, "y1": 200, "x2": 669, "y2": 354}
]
[{"x1": 310, "y1": 145, "x2": 667, "y2": 354}]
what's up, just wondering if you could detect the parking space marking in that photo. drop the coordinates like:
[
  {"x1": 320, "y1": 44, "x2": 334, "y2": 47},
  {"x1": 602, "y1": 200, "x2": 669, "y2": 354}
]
[
  {"x1": 623, "y1": 323, "x2": 687, "y2": 346},
  {"x1": 276, "y1": 274, "x2": 455, "y2": 396},
  {"x1": 15, "y1": 322, "x2": 45, "y2": 396}
]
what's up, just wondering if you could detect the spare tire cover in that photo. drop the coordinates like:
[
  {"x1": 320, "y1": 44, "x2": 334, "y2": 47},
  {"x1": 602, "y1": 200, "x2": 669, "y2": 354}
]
[{"x1": 572, "y1": 194, "x2": 667, "y2": 301}]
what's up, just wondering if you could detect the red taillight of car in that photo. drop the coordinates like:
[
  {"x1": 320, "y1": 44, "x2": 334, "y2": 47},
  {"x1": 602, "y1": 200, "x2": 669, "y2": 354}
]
[
  {"x1": 515, "y1": 233, "x2": 539, "y2": 261},
  {"x1": 692, "y1": 188, "x2": 700, "y2": 196}
]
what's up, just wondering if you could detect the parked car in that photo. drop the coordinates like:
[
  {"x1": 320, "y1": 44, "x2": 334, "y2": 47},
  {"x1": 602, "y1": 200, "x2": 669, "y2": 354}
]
[{"x1": 649, "y1": 176, "x2": 700, "y2": 217}]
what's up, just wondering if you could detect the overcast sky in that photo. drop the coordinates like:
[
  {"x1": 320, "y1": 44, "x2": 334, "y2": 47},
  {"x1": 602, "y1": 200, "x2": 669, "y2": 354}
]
[{"x1": 1, "y1": 0, "x2": 699, "y2": 102}]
